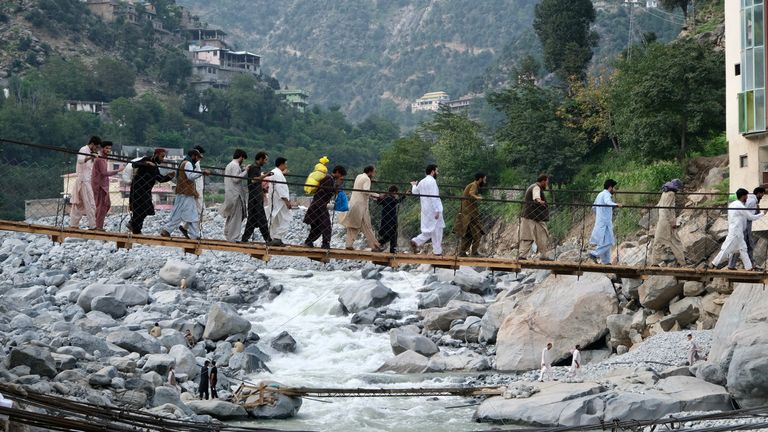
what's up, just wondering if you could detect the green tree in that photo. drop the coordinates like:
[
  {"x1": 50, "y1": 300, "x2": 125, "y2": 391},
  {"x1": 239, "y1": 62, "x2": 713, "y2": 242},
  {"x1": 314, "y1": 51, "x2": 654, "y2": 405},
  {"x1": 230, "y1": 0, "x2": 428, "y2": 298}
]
[
  {"x1": 92, "y1": 57, "x2": 136, "y2": 101},
  {"x1": 423, "y1": 108, "x2": 495, "y2": 187},
  {"x1": 378, "y1": 135, "x2": 434, "y2": 184},
  {"x1": 608, "y1": 40, "x2": 724, "y2": 161},
  {"x1": 659, "y1": 0, "x2": 690, "y2": 19},
  {"x1": 158, "y1": 51, "x2": 192, "y2": 91},
  {"x1": 533, "y1": 0, "x2": 598, "y2": 81}
]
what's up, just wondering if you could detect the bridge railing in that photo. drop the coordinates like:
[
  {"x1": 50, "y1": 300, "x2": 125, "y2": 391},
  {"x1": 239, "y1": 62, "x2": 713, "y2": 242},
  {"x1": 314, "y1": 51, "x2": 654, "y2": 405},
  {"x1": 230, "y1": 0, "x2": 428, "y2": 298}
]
[{"x1": 0, "y1": 138, "x2": 743, "y2": 271}]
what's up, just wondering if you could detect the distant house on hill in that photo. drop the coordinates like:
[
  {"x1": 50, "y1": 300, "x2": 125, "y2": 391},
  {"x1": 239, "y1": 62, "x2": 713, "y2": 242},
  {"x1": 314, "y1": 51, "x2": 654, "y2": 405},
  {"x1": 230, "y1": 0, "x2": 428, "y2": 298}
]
[
  {"x1": 86, "y1": 0, "x2": 168, "y2": 32},
  {"x1": 411, "y1": 91, "x2": 472, "y2": 114},
  {"x1": 183, "y1": 28, "x2": 263, "y2": 91},
  {"x1": 276, "y1": 88, "x2": 310, "y2": 112},
  {"x1": 65, "y1": 100, "x2": 109, "y2": 116}
]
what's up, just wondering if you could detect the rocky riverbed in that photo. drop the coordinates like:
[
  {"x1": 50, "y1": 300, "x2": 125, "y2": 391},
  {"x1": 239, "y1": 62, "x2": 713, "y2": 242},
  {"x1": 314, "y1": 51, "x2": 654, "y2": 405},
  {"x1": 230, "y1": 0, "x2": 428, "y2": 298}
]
[{"x1": 0, "y1": 208, "x2": 766, "y2": 430}]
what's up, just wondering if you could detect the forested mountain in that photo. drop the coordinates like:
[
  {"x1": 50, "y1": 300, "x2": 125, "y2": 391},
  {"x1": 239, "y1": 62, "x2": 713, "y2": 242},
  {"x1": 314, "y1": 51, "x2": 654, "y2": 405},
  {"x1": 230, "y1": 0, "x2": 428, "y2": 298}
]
[{"x1": 178, "y1": 0, "x2": 682, "y2": 122}]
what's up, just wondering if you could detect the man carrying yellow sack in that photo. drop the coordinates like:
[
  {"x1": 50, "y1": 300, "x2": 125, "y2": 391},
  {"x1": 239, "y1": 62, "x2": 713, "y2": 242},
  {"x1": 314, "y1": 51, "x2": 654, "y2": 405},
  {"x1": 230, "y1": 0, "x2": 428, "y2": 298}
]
[{"x1": 304, "y1": 156, "x2": 330, "y2": 194}]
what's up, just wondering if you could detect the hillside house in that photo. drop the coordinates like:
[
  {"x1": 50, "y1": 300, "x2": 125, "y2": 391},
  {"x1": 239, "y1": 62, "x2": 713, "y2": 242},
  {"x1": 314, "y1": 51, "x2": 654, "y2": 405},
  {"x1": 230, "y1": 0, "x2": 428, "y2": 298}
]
[
  {"x1": 411, "y1": 91, "x2": 450, "y2": 112},
  {"x1": 276, "y1": 88, "x2": 310, "y2": 112}
]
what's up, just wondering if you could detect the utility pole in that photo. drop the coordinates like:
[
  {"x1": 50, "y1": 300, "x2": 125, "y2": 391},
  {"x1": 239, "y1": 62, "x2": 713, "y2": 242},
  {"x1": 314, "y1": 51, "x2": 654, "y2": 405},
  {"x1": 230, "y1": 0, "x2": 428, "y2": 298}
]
[{"x1": 627, "y1": 0, "x2": 634, "y2": 60}]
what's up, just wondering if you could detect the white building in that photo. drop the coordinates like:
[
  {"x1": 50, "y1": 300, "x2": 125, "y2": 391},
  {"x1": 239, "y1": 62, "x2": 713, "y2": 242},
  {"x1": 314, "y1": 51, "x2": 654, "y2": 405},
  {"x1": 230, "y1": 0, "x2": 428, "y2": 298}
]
[{"x1": 411, "y1": 91, "x2": 450, "y2": 112}]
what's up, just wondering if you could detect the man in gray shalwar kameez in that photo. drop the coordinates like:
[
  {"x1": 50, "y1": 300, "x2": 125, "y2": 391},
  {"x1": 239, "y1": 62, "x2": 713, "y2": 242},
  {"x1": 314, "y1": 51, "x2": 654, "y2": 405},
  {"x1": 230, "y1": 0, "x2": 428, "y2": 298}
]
[
  {"x1": 220, "y1": 149, "x2": 249, "y2": 242},
  {"x1": 161, "y1": 150, "x2": 208, "y2": 239}
]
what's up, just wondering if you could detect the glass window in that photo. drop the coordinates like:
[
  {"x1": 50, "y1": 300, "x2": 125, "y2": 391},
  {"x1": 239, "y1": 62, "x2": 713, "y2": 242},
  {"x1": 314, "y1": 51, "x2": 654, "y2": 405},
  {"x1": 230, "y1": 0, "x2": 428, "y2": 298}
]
[
  {"x1": 757, "y1": 5, "x2": 765, "y2": 46},
  {"x1": 748, "y1": 90, "x2": 756, "y2": 131},
  {"x1": 740, "y1": 92, "x2": 747, "y2": 133},
  {"x1": 741, "y1": 154, "x2": 749, "y2": 168},
  {"x1": 748, "y1": 8, "x2": 755, "y2": 48},
  {"x1": 756, "y1": 46, "x2": 765, "y2": 87},
  {"x1": 747, "y1": 48, "x2": 755, "y2": 89},
  {"x1": 757, "y1": 89, "x2": 766, "y2": 131}
]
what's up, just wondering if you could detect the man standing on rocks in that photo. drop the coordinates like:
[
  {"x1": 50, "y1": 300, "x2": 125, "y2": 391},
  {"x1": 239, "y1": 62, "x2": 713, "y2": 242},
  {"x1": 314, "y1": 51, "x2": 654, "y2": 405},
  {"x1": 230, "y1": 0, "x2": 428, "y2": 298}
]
[
  {"x1": 711, "y1": 188, "x2": 766, "y2": 270},
  {"x1": 588, "y1": 179, "x2": 622, "y2": 265},
  {"x1": 341, "y1": 165, "x2": 381, "y2": 251},
  {"x1": 728, "y1": 186, "x2": 765, "y2": 269},
  {"x1": 567, "y1": 344, "x2": 581, "y2": 381},
  {"x1": 221, "y1": 149, "x2": 249, "y2": 242},
  {"x1": 241, "y1": 151, "x2": 277, "y2": 244},
  {"x1": 519, "y1": 174, "x2": 552, "y2": 260},
  {"x1": 209, "y1": 360, "x2": 218, "y2": 399},
  {"x1": 199, "y1": 360, "x2": 210, "y2": 400},
  {"x1": 410, "y1": 164, "x2": 444, "y2": 256},
  {"x1": 149, "y1": 322, "x2": 162, "y2": 338},
  {"x1": 539, "y1": 342, "x2": 554, "y2": 382},
  {"x1": 91, "y1": 141, "x2": 124, "y2": 230},
  {"x1": 304, "y1": 166, "x2": 347, "y2": 249},
  {"x1": 454, "y1": 172, "x2": 487, "y2": 257},
  {"x1": 687, "y1": 334, "x2": 702, "y2": 365},
  {"x1": 161, "y1": 149, "x2": 209, "y2": 239},
  {"x1": 69, "y1": 135, "x2": 101, "y2": 230},
  {"x1": 266, "y1": 157, "x2": 292, "y2": 246},
  {"x1": 167, "y1": 366, "x2": 179, "y2": 391},
  {"x1": 185, "y1": 330, "x2": 195, "y2": 348},
  {"x1": 127, "y1": 149, "x2": 175, "y2": 235},
  {"x1": 650, "y1": 179, "x2": 686, "y2": 267}
]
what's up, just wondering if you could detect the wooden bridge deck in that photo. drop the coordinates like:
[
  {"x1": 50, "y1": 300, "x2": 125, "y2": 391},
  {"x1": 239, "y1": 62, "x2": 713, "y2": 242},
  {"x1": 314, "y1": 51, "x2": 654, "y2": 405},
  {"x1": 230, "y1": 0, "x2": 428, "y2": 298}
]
[{"x1": 1, "y1": 220, "x2": 766, "y2": 284}]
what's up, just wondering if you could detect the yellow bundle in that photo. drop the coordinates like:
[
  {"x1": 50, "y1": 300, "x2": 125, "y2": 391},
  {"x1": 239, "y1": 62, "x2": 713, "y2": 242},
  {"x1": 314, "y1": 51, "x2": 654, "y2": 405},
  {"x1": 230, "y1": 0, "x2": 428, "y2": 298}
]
[{"x1": 304, "y1": 156, "x2": 330, "y2": 194}]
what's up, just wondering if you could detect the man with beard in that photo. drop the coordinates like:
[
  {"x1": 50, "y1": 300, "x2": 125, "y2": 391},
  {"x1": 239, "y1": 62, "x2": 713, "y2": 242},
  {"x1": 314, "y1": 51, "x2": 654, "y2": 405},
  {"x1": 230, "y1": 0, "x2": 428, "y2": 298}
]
[
  {"x1": 69, "y1": 136, "x2": 101, "y2": 229},
  {"x1": 241, "y1": 151, "x2": 277, "y2": 244},
  {"x1": 304, "y1": 165, "x2": 347, "y2": 249},
  {"x1": 127, "y1": 149, "x2": 175, "y2": 234},
  {"x1": 410, "y1": 164, "x2": 444, "y2": 255},
  {"x1": 519, "y1": 174, "x2": 552, "y2": 260},
  {"x1": 179, "y1": 145, "x2": 206, "y2": 238},
  {"x1": 220, "y1": 149, "x2": 249, "y2": 242},
  {"x1": 266, "y1": 157, "x2": 292, "y2": 246},
  {"x1": 341, "y1": 165, "x2": 381, "y2": 251},
  {"x1": 454, "y1": 173, "x2": 487, "y2": 257},
  {"x1": 161, "y1": 149, "x2": 209, "y2": 239}
]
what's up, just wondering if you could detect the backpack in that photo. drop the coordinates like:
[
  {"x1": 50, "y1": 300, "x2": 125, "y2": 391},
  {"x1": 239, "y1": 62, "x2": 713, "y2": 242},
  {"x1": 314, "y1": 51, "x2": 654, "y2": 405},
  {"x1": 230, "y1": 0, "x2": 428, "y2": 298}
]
[
  {"x1": 121, "y1": 156, "x2": 144, "y2": 184},
  {"x1": 334, "y1": 190, "x2": 349, "y2": 212}
]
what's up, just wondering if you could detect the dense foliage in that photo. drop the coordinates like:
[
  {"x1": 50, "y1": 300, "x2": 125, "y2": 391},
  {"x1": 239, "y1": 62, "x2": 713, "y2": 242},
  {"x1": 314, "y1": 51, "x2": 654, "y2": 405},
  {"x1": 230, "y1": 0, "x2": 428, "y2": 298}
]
[{"x1": 533, "y1": 0, "x2": 598, "y2": 81}]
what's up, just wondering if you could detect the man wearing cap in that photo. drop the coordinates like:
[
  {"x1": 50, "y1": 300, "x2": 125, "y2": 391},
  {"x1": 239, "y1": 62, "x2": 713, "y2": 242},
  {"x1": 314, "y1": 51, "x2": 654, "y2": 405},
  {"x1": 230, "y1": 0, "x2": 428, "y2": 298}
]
[
  {"x1": 180, "y1": 145, "x2": 207, "y2": 239},
  {"x1": 69, "y1": 135, "x2": 101, "y2": 230},
  {"x1": 161, "y1": 149, "x2": 209, "y2": 239},
  {"x1": 650, "y1": 179, "x2": 686, "y2": 266},
  {"x1": 127, "y1": 148, "x2": 175, "y2": 234}
]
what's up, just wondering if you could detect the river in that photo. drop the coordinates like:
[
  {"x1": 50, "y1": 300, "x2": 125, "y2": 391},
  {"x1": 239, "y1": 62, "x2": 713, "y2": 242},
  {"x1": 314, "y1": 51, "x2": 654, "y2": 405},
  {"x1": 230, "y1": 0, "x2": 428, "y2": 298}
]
[{"x1": 235, "y1": 268, "x2": 485, "y2": 432}]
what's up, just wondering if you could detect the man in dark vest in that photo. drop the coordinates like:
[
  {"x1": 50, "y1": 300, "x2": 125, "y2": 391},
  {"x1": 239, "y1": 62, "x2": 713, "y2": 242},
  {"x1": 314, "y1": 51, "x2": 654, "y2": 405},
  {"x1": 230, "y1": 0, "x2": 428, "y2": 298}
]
[
  {"x1": 519, "y1": 174, "x2": 551, "y2": 260},
  {"x1": 161, "y1": 149, "x2": 208, "y2": 239}
]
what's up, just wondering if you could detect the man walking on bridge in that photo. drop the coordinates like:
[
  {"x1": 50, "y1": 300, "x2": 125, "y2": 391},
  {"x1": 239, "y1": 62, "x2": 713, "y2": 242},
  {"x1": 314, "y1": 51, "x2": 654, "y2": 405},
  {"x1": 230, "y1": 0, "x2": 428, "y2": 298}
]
[
  {"x1": 304, "y1": 165, "x2": 347, "y2": 249},
  {"x1": 711, "y1": 188, "x2": 766, "y2": 270},
  {"x1": 221, "y1": 149, "x2": 249, "y2": 242},
  {"x1": 650, "y1": 179, "x2": 686, "y2": 266},
  {"x1": 127, "y1": 149, "x2": 175, "y2": 235},
  {"x1": 728, "y1": 186, "x2": 765, "y2": 269},
  {"x1": 410, "y1": 164, "x2": 444, "y2": 255},
  {"x1": 241, "y1": 151, "x2": 276, "y2": 244},
  {"x1": 69, "y1": 136, "x2": 101, "y2": 230},
  {"x1": 588, "y1": 179, "x2": 622, "y2": 265},
  {"x1": 342, "y1": 165, "x2": 381, "y2": 251},
  {"x1": 519, "y1": 174, "x2": 551, "y2": 260},
  {"x1": 91, "y1": 141, "x2": 123, "y2": 231},
  {"x1": 161, "y1": 149, "x2": 208, "y2": 239},
  {"x1": 267, "y1": 157, "x2": 292, "y2": 246},
  {"x1": 454, "y1": 173, "x2": 486, "y2": 257}
]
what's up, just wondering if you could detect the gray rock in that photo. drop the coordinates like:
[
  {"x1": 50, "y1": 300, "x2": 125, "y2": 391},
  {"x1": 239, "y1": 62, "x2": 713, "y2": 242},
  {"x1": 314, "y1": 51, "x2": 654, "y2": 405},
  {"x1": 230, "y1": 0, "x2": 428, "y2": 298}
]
[
  {"x1": 157, "y1": 329, "x2": 187, "y2": 350},
  {"x1": 106, "y1": 331, "x2": 161, "y2": 356},
  {"x1": 375, "y1": 350, "x2": 429, "y2": 373},
  {"x1": 606, "y1": 314, "x2": 633, "y2": 347},
  {"x1": 435, "y1": 267, "x2": 490, "y2": 294},
  {"x1": 56, "y1": 346, "x2": 87, "y2": 360},
  {"x1": 202, "y1": 303, "x2": 251, "y2": 341},
  {"x1": 638, "y1": 276, "x2": 681, "y2": 310},
  {"x1": 683, "y1": 281, "x2": 706, "y2": 297},
  {"x1": 152, "y1": 386, "x2": 195, "y2": 415},
  {"x1": 88, "y1": 373, "x2": 112, "y2": 387},
  {"x1": 445, "y1": 300, "x2": 487, "y2": 317},
  {"x1": 246, "y1": 386, "x2": 302, "y2": 419},
  {"x1": 479, "y1": 296, "x2": 518, "y2": 344},
  {"x1": 169, "y1": 345, "x2": 198, "y2": 379},
  {"x1": 419, "y1": 307, "x2": 468, "y2": 331},
  {"x1": 350, "y1": 308, "x2": 378, "y2": 325},
  {"x1": 448, "y1": 316, "x2": 482, "y2": 343},
  {"x1": 76, "y1": 283, "x2": 148, "y2": 312},
  {"x1": 668, "y1": 297, "x2": 702, "y2": 327},
  {"x1": 270, "y1": 331, "x2": 297, "y2": 353},
  {"x1": 418, "y1": 283, "x2": 483, "y2": 309},
  {"x1": 9, "y1": 345, "x2": 57, "y2": 378},
  {"x1": 389, "y1": 328, "x2": 439, "y2": 357},
  {"x1": 159, "y1": 259, "x2": 197, "y2": 287},
  {"x1": 694, "y1": 362, "x2": 726, "y2": 386},
  {"x1": 426, "y1": 351, "x2": 490, "y2": 372},
  {"x1": 90, "y1": 296, "x2": 127, "y2": 319},
  {"x1": 142, "y1": 354, "x2": 175, "y2": 376},
  {"x1": 9, "y1": 314, "x2": 33, "y2": 329},
  {"x1": 338, "y1": 280, "x2": 398, "y2": 314},
  {"x1": 51, "y1": 353, "x2": 77, "y2": 371},
  {"x1": 69, "y1": 330, "x2": 110, "y2": 355},
  {"x1": 120, "y1": 390, "x2": 147, "y2": 409},
  {"x1": 228, "y1": 352, "x2": 269, "y2": 373},
  {"x1": 185, "y1": 400, "x2": 247, "y2": 419}
]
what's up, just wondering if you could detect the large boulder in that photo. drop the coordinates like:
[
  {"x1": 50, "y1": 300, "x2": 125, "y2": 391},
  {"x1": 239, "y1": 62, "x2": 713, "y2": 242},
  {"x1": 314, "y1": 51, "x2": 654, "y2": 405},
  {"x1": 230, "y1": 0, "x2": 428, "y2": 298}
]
[
  {"x1": 479, "y1": 296, "x2": 519, "y2": 344},
  {"x1": 158, "y1": 259, "x2": 197, "y2": 287},
  {"x1": 169, "y1": 345, "x2": 198, "y2": 379},
  {"x1": 495, "y1": 273, "x2": 617, "y2": 371},
  {"x1": 9, "y1": 345, "x2": 57, "y2": 378},
  {"x1": 448, "y1": 316, "x2": 482, "y2": 343},
  {"x1": 709, "y1": 283, "x2": 768, "y2": 408},
  {"x1": 426, "y1": 351, "x2": 490, "y2": 372},
  {"x1": 90, "y1": 296, "x2": 127, "y2": 319},
  {"x1": 606, "y1": 314, "x2": 633, "y2": 348},
  {"x1": 106, "y1": 330, "x2": 161, "y2": 356},
  {"x1": 389, "y1": 328, "x2": 439, "y2": 357},
  {"x1": 152, "y1": 387, "x2": 195, "y2": 416},
  {"x1": 435, "y1": 267, "x2": 490, "y2": 295},
  {"x1": 376, "y1": 350, "x2": 429, "y2": 373},
  {"x1": 638, "y1": 276, "x2": 682, "y2": 310},
  {"x1": 418, "y1": 283, "x2": 483, "y2": 309},
  {"x1": 418, "y1": 307, "x2": 468, "y2": 331},
  {"x1": 270, "y1": 331, "x2": 297, "y2": 353},
  {"x1": 228, "y1": 352, "x2": 269, "y2": 373},
  {"x1": 338, "y1": 280, "x2": 398, "y2": 314},
  {"x1": 246, "y1": 383, "x2": 302, "y2": 419},
  {"x1": 76, "y1": 284, "x2": 148, "y2": 312},
  {"x1": 185, "y1": 400, "x2": 247, "y2": 419},
  {"x1": 142, "y1": 354, "x2": 175, "y2": 376},
  {"x1": 203, "y1": 303, "x2": 251, "y2": 341},
  {"x1": 668, "y1": 297, "x2": 702, "y2": 327}
]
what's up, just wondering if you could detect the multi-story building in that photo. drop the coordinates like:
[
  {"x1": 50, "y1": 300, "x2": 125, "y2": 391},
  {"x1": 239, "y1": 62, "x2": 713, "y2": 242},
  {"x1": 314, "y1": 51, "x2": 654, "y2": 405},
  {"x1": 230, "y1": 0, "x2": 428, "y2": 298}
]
[
  {"x1": 85, "y1": 0, "x2": 166, "y2": 31},
  {"x1": 727, "y1": 1, "x2": 767, "y2": 189},
  {"x1": 276, "y1": 88, "x2": 310, "y2": 112},
  {"x1": 183, "y1": 28, "x2": 230, "y2": 50},
  {"x1": 411, "y1": 91, "x2": 451, "y2": 112}
]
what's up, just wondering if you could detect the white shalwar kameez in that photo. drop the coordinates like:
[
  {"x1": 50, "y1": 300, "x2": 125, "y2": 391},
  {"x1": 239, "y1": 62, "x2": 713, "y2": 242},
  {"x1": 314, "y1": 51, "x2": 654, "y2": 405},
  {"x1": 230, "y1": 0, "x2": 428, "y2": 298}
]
[
  {"x1": 567, "y1": 348, "x2": 582, "y2": 380},
  {"x1": 163, "y1": 163, "x2": 204, "y2": 239},
  {"x1": 538, "y1": 346, "x2": 553, "y2": 382},
  {"x1": 411, "y1": 175, "x2": 445, "y2": 255},
  {"x1": 711, "y1": 199, "x2": 765, "y2": 270},
  {"x1": 266, "y1": 167, "x2": 291, "y2": 241}
]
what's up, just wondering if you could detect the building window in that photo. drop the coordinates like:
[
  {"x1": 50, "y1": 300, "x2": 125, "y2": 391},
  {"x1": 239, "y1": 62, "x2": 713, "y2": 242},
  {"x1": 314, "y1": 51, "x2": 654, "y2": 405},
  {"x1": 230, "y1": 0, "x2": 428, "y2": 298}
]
[
  {"x1": 740, "y1": 154, "x2": 749, "y2": 167},
  {"x1": 740, "y1": 0, "x2": 767, "y2": 134}
]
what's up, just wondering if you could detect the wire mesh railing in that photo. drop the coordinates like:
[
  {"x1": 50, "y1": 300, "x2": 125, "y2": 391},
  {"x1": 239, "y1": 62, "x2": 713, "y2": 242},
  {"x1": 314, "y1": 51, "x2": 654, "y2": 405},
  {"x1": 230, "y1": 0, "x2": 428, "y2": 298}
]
[{"x1": 0, "y1": 138, "x2": 760, "y2": 273}]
